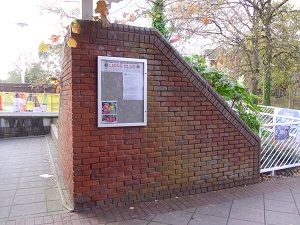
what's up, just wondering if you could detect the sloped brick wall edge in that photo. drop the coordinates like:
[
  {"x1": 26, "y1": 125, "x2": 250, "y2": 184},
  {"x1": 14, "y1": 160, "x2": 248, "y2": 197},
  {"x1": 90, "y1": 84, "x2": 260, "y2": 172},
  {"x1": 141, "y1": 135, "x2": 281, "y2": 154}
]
[
  {"x1": 99, "y1": 22, "x2": 259, "y2": 146},
  {"x1": 100, "y1": 24, "x2": 260, "y2": 145},
  {"x1": 151, "y1": 30, "x2": 260, "y2": 146}
]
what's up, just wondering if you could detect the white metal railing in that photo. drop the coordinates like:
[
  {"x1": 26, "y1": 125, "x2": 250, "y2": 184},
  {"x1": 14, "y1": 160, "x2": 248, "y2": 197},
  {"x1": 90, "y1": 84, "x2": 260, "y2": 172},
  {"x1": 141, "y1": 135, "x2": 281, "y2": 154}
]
[
  {"x1": 259, "y1": 108, "x2": 300, "y2": 174},
  {"x1": 259, "y1": 105, "x2": 276, "y2": 114}
]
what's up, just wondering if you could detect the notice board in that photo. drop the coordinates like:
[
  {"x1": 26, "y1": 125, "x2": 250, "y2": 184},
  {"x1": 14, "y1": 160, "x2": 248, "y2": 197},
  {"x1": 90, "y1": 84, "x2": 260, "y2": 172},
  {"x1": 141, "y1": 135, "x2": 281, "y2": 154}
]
[{"x1": 97, "y1": 56, "x2": 147, "y2": 127}]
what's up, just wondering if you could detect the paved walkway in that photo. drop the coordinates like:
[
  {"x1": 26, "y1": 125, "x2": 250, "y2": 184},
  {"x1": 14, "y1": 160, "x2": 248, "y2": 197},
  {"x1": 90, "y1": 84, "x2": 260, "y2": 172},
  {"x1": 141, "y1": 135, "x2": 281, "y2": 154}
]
[
  {"x1": 0, "y1": 137, "x2": 66, "y2": 222},
  {"x1": 1, "y1": 136, "x2": 300, "y2": 225},
  {"x1": 95, "y1": 178, "x2": 300, "y2": 225}
]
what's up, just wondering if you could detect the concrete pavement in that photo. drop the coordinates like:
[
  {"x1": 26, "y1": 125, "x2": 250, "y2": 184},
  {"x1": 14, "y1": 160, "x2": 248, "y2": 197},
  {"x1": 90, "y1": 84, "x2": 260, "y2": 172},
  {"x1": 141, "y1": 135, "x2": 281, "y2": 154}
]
[
  {"x1": 0, "y1": 137, "x2": 66, "y2": 221},
  {"x1": 1, "y1": 136, "x2": 300, "y2": 225}
]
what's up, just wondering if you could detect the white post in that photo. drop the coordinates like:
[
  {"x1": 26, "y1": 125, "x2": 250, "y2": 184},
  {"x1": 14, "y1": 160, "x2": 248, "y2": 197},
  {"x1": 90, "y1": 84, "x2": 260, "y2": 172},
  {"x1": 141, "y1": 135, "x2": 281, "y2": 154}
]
[
  {"x1": 81, "y1": 0, "x2": 94, "y2": 20},
  {"x1": 271, "y1": 170, "x2": 275, "y2": 176}
]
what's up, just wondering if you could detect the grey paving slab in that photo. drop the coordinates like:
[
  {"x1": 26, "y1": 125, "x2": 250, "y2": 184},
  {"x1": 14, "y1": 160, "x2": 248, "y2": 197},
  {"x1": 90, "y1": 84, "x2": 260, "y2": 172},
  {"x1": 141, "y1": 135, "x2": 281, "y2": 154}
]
[
  {"x1": 265, "y1": 210, "x2": 300, "y2": 225},
  {"x1": 194, "y1": 201, "x2": 232, "y2": 218},
  {"x1": 46, "y1": 189, "x2": 61, "y2": 201},
  {"x1": 15, "y1": 187, "x2": 46, "y2": 196},
  {"x1": 232, "y1": 196, "x2": 264, "y2": 210},
  {"x1": 106, "y1": 219, "x2": 149, "y2": 225},
  {"x1": 264, "y1": 190, "x2": 294, "y2": 202},
  {"x1": 46, "y1": 188, "x2": 60, "y2": 201},
  {"x1": 3, "y1": 164, "x2": 24, "y2": 169},
  {"x1": 151, "y1": 211, "x2": 192, "y2": 225},
  {"x1": 0, "y1": 173, "x2": 20, "y2": 179},
  {"x1": 70, "y1": 220, "x2": 87, "y2": 225},
  {"x1": 0, "y1": 206, "x2": 10, "y2": 219},
  {"x1": 47, "y1": 200, "x2": 65, "y2": 212},
  {"x1": 21, "y1": 170, "x2": 51, "y2": 177},
  {"x1": 22, "y1": 165, "x2": 50, "y2": 172},
  {"x1": 19, "y1": 175, "x2": 45, "y2": 183},
  {"x1": 189, "y1": 215, "x2": 227, "y2": 225},
  {"x1": 264, "y1": 199, "x2": 298, "y2": 214},
  {"x1": 19, "y1": 180, "x2": 46, "y2": 189},
  {"x1": 229, "y1": 205, "x2": 265, "y2": 224},
  {"x1": 0, "y1": 183, "x2": 19, "y2": 191},
  {"x1": 0, "y1": 197, "x2": 13, "y2": 207},
  {"x1": 292, "y1": 192, "x2": 300, "y2": 203},
  {"x1": 0, "y1": 190, "x2": 15, "y2": 198},
  {"x1": 0, "y1": 137, "x2": 66, "y2": 219},
  {"x1": 147, "y1": 222, "x2": 168, "y2": 225},
  {"x1": 10, "y1": 202, "x2": 48, "y2": 217},
  {"x1": 0, "y1": 178, "x2": 19, "y2": 185},
  {"x1": 13, "y1": 193, "x2": 46, "y2": 205},
  {"x1": 0, "y1": 168, "x2": 24, "y2": 174},
  {"x1": 291, "y1": 188, "x2": 300, "y2": 194},
  {"x1": 228, "y1": 219, "x2": 264, "y2": 225},
  {"x1": 183, "y1": 207, "x2": 196, "y2": 213}
]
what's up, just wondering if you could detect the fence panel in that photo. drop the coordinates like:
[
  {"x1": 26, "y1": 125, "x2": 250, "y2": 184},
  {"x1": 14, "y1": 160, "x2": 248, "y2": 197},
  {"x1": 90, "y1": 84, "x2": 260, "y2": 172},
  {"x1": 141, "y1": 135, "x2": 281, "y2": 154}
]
[{"x1": 259, "y1": 110, "x2": 300, "y2": 173}]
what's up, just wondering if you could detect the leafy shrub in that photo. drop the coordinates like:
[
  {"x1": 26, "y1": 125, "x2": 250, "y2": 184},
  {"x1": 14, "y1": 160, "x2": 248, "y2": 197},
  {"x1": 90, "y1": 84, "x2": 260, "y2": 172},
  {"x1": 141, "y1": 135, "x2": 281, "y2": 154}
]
[{"x1": 185, "y1": 55, "x2": 261, "y2": 134}]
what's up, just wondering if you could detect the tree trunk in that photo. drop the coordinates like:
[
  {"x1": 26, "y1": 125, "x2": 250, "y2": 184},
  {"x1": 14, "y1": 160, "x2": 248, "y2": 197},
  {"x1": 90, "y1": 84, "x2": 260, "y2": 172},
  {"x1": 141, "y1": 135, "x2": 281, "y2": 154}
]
[
  {"x1": 252, "y1": 3, "x2": 260, "y2": 103},
  {"x1": 263, "y1": 25, "x2": 272, "y2": 106},
  {"x1": 288, "y1": 74, "x2": 296, "y2": 108},
  {"x1": 263, "y1": 1, "x2": 272, "y2": 106}
]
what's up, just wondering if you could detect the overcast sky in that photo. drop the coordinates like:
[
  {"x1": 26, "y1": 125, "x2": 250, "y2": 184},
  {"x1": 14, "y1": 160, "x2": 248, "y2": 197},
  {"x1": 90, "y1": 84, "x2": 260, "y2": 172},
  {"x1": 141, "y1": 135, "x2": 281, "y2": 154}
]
[{"x1": 0, "y1": 0, "x2": 299, "y2": 80}]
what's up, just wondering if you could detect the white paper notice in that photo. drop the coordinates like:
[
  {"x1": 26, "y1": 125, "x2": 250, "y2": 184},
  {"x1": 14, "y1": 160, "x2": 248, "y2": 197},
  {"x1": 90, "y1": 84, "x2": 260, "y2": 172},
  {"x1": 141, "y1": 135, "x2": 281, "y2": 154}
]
[{"x1": 123, "y1": 72, "x2": 143, "y2": 100}]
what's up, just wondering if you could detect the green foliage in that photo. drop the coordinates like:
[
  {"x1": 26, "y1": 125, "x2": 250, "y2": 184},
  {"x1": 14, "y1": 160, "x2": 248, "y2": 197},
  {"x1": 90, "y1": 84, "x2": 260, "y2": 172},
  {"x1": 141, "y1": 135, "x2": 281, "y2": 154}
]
[
  {"x1": 151, "y1": 0, "x2": 169, "y2": 38},
  {"x1": 38, "y1": 43, "x2": 63, "y2": 78},
  {"x1": 5, "y1": 71, "x2": 22, "y2": 83},
  {"x1": 185, "y1": 55, "x2": 261, "y2": 133},
  {"x1": 24, "y1": 62, "x2": 49, "y2": 85}
]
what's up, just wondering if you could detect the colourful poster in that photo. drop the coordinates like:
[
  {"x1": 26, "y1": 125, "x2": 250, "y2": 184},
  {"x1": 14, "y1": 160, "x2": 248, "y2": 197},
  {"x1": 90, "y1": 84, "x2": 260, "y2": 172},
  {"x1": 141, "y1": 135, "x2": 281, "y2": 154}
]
[
  {"x1": 101, "y1": 101, "x2": 117, "y2": 123},
  {"x1": 0, "y1": 92, "x2": 60, "y2": 113}
]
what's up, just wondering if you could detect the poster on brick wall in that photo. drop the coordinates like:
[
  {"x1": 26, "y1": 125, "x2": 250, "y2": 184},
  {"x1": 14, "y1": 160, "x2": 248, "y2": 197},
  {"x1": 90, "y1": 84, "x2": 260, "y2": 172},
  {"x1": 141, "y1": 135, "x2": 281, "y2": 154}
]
[{"x1": 97, "y1": 56, "x2": 147, "y2": 127}]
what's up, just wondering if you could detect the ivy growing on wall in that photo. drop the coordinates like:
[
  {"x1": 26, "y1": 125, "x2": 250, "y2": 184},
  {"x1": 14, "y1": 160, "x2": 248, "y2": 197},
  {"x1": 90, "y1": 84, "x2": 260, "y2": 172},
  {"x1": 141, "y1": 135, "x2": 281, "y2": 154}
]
[{"x1": 151, "y1": 0, "x2": 169, "y2": 38}]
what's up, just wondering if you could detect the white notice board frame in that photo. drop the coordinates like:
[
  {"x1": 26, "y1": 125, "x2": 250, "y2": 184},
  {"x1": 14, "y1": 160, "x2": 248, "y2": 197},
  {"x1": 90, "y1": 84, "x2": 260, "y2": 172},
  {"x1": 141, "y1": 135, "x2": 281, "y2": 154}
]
[{"x1": 97, "y1": 56, "x2": 147, "y2": 127}]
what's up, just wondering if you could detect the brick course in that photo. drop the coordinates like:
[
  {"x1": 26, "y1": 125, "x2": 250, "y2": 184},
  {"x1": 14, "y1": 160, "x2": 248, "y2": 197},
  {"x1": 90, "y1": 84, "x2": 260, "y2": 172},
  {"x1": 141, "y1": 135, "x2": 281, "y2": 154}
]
[{"x1": 59, "y1": 20, "x2": 260, "y2": 209}]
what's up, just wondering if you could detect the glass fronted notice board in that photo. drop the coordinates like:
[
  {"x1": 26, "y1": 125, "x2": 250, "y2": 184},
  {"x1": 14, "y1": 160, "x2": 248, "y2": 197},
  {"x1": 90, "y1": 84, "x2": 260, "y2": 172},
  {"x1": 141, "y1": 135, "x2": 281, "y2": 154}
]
[{"x1": 97, "y1": 56, "x2": 147, "y2": 127}]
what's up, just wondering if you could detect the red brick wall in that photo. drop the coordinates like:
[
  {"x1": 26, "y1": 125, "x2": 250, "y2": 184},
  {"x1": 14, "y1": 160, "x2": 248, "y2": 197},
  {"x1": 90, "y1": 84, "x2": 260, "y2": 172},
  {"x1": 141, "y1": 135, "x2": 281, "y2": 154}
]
[
  {"x1": 59, "y1": 46, "x2": 74, "y2": 207},
  {"x1": 59, "y1": 20, "x2": 260, "y2": 209}
]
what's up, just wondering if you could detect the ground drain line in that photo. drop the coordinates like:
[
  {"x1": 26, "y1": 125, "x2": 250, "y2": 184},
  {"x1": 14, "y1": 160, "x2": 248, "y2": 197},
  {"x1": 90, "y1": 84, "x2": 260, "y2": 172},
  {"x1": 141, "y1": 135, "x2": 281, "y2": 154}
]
[{"x1": 45, "y1": 136, "x2": 74, "y2": 211}]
